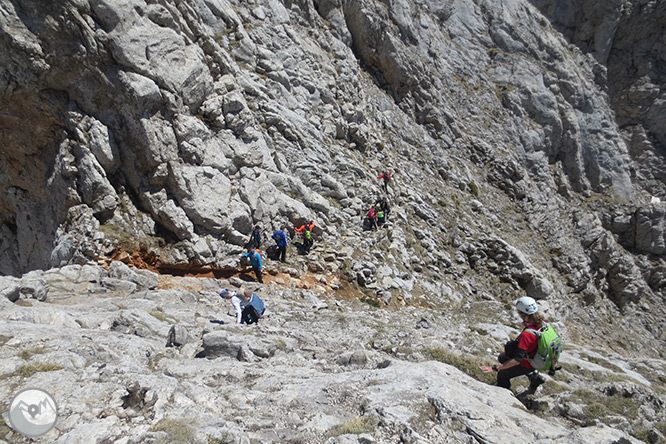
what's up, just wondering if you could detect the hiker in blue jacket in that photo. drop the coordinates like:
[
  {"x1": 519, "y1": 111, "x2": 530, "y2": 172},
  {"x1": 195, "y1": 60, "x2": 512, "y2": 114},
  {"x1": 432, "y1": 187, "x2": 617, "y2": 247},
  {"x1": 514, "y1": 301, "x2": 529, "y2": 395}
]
[
  {"x1": 271, "y1": 227, "x2": 288, "y2": 262},
  {"x1": 241, "y1": 248, "x2": 263, "y2": 284}
]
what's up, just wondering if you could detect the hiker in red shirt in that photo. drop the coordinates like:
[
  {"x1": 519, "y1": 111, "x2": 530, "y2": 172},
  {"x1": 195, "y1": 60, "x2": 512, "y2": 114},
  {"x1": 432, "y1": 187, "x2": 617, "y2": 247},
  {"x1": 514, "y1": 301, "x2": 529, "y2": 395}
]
[
  {"x1": 377, "y1": 171, "x2": 391, "y2": 193},
  {"x1": 480, "y1": 296, "x2": 546, "y2": 394},
  {"x1": 367, "y1": 207, "x2": 377, "y2": 229}
]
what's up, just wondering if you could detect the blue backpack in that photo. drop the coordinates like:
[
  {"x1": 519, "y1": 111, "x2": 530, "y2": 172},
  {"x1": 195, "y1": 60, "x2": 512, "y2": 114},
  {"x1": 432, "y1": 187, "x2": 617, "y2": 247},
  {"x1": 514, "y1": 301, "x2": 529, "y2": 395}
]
[{"x1": 248, "y1": 293, "x2": 265, "y2": 315}]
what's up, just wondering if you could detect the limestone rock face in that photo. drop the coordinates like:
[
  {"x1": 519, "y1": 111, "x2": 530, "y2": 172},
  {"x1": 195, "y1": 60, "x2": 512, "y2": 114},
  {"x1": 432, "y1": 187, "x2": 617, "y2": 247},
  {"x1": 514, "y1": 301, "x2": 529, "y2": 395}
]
[
  {"x1": 1, "y1": 0, "x2": 666, "y2": 441},
  {"x1": 529, "y1": 0, "x2": 666, "y2": 196},
  {"x1": 0, "y1": 269, "x2": 656, "y2": 443}
]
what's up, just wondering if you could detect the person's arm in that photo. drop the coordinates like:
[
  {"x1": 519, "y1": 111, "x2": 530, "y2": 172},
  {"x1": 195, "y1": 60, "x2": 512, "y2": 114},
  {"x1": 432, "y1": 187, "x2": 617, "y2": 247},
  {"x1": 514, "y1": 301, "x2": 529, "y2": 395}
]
[
  {"x1": 481, "y1": 337, "x2": 532, "y2": 373},
  {"x1": 480, "y1": 359, "x2": 521, "y2": 373}
]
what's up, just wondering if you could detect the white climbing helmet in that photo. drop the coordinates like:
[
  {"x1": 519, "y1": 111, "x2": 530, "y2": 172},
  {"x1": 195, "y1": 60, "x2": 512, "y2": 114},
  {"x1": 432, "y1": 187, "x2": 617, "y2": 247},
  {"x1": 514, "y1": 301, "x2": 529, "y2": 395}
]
[{"x1": 516, "y1": 296, "x2": 538, "y2": 315}]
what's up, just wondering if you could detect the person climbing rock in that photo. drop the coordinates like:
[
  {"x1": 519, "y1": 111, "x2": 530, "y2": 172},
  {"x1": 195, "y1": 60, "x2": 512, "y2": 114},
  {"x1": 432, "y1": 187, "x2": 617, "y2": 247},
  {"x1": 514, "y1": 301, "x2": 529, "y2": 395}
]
[
  {"x1": 376, "y1": 208, "x2": 385, "y2": 226},
  {"x1": 247, "y1": 225, "x2": 262, "y2": 249},
  {"x1": 220, "y1": 288, "x2": 266, "y2": 324},
  {"x1": 479, "y1": 296, "x2": 551, "y2": 394},
  {"x1": 376, "y1": 197, "x2": 390, "y2": 219},
  {"x1": 377, "y1": 171, "x2": 391, "y2": 193},
  {"x1": 294, "y1": 220, "x2": 315, "y2": 253},
  {"x1": 241, "y1": 247, "x2": 263, "y2": 283},
  {"x1": 271, "y1": 227, "x2": 289, "y2": 262},
  {"x1": 367, "y1": 207, "x2": 377, "y2": 230}
]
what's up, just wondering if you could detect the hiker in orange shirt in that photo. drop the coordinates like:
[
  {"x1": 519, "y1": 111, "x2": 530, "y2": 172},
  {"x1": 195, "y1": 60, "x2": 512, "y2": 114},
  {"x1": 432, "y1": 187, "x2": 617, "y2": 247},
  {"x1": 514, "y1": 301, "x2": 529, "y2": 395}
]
[{"x1": 294, "y1": 220, "x2": 315, "y2": 253}]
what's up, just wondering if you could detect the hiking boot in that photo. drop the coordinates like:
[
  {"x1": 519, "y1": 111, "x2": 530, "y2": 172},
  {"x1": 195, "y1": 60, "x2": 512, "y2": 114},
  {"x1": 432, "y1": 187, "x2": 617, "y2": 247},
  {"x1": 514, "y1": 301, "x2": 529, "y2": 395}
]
[{"x1": 526, "y1": 372, "x2": 546, "y2": 394}]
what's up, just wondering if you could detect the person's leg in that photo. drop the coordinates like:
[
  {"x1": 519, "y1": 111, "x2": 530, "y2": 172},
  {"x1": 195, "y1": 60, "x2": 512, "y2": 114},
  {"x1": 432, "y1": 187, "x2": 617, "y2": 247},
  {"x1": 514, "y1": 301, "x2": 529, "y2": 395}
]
[
  {"x1": 279, "y1": 245, "x2": 286, "y2": 262},
  {"x1": 526, "y1": 372, "x2": 546, "y2": 394},
  {"x1": 254, "y1": 267, "x2": 263, "y2": 283},
  {"x1": 241, "y1": 306, "x2": 259, "y2": 324},
  {"x1": 497, "y1": 365, "x2": 533, "y2": 390}
]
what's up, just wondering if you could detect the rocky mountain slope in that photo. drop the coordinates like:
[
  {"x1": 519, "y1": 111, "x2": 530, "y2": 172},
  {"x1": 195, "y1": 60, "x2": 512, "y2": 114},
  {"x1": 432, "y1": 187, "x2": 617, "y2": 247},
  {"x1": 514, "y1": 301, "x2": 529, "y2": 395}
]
[
  {"x1": 0, "y1": 264, "x2": 662, "y2": 443},
  {"x1": 1, "y1": 0, "x2": 666, "y2": 442}
]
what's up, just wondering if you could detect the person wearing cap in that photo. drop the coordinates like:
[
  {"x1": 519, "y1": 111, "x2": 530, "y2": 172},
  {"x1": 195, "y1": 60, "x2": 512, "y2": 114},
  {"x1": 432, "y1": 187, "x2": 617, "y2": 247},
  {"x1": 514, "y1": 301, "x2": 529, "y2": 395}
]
[
  {"x1": 479, "y1": 296, "x2": 546, "y2": 393},
  {"x1": 220, "y1": 288, "x2": 266, "y2": 324}
]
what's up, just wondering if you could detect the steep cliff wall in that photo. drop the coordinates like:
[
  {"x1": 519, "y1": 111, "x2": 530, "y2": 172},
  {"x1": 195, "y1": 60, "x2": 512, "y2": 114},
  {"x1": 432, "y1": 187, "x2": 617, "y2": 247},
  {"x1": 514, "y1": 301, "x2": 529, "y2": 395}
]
[
  {"x1": 1, "y1": 0, "x2": 665, "y2": 363},
  {"x1": 528, "y1": 0, "x2": 666, "y2": 196}
]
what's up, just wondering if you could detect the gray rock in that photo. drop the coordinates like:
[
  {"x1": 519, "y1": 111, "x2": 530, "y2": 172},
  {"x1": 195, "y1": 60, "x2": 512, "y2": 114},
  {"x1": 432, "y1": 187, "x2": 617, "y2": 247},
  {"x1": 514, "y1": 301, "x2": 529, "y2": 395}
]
[
  {"x1": 199, "y1": 330, "x2": 244, "y2": 359},
  {"x1": 108, "y1": 261, "x2": 159, "y2": 290},
  {"x1": 166, "y1": 325, "x2": 194, "y2": 347},
  {"x1": 0, "y1": 277, "x2": 21, "y2": 302}
]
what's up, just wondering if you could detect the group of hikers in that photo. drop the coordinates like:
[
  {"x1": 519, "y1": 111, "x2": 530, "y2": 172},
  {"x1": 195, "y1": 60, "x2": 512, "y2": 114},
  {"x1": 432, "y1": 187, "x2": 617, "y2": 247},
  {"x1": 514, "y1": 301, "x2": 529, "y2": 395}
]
[
  {"x1": 366, "y1": 171, "x2": 392, "y2": 229},
  {"x1": 239, "y1": 220, "x2": 315, "y2": 285},
  {"x1": 367, "y1": 197, "x2": 390, "y2": 229},
  {"x1": 225, "y1": 168, "x2": 561, "y2": 396}
]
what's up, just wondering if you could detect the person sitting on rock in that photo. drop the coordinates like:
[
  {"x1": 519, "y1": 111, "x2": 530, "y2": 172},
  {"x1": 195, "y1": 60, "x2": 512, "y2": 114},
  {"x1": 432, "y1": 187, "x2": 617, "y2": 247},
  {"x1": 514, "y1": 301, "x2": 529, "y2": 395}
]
[
  {"x1": 271, "y1": 227, "x2": 288, "y2": 262},
  {"x1": 294, "y1": 220, "x2": 315, "y2": 253},
  {"x1": 479, "y1": 296, "x2": 547, "y2": 394},
  {"x1": 241, "y1": 247, "x2": 263, "y2": 283},
  {"x1": 220, "y1": 288, "x2": 266, "y2": 324}
]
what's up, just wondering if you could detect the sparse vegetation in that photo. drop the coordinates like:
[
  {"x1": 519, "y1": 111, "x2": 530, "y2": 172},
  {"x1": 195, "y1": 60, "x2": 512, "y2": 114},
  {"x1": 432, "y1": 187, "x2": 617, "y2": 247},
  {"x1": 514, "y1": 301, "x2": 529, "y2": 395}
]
[
  {"x1": 149, "y1": 418, "x2": 196, "y2": 444},
  {"x1": 569, "y1": 389, "x2": 639, "y2": 425},
  {"x1": 559, "y1": 362, "x2": 630, "y2": 384},
  {"x1": 423, "y1": 347, "x2": 496, "y2": 385},
  {"x1": 274, "y1": 338, "x2": 287, "y2": 351},
  {"x1": 148, "y1": 308, "x2": 179, "y2": 324},
  {"x1": 0, "y1": 417, "x2": 11, "y2": 440},
  {"x1": 578, "y1": 353, "x2": 624, "y2": 373},
  {"x1": 19, "y1": 346, "x2": 47, "y2": 360},
  {"x1": 468, "y1": 181, "x2": 479, "y2": 197},
  {"x1": 360, "y1": 296, "x2": 381, "y2": 308},
  {"x1": 16, "y1": 363, "x2": 64, "y2": 378},
  {"x1": 325, "y1": 416, "x2": 377, "y2": 438}
]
